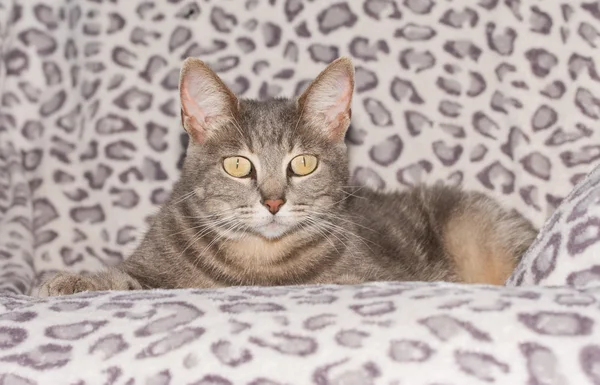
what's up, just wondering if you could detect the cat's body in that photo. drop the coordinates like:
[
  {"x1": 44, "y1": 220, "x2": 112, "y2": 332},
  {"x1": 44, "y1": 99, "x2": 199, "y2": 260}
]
[{"x1": 37, "y1": 58, "x2": 536, "y2": 296}]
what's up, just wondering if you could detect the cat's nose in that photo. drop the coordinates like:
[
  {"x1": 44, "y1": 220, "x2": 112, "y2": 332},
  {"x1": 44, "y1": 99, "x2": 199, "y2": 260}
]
[{"x1": 263, "y1": 199, "x2": 285, "y2": 215}]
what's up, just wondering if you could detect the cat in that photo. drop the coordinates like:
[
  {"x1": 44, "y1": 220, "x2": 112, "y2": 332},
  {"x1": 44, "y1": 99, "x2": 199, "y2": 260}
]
[{"x1": 36, "y1": 57, "x2": 537, "y2": 296}]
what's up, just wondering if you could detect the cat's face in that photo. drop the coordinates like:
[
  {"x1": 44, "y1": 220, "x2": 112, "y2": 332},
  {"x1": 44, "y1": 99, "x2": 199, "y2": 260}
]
[{"x1": 178, "y1": 58, "x2": 354, "y2": 240}]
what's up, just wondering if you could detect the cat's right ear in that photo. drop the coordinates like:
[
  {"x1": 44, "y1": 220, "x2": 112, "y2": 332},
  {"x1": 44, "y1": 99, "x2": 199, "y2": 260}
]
[{"x1": 179, "y1": 58, "x2": 239, "y2": 144}]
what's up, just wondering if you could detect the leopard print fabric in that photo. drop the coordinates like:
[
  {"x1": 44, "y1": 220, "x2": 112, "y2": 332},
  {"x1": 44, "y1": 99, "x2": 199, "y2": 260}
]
[
  {"x1": 1, "y1": 0, "x2": 600, "y2": 294},
  {"x1": 1, "y1": 283, "x2": 600, "y2": 384},
  {"x1": 2, "y1": 2, "x2": 600, "y2": 383}
]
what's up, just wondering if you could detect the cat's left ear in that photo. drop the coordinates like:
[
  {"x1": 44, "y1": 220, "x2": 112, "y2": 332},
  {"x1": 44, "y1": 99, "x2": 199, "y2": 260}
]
[
  {"x1": 297, "y1": 57, "x2": 355, "y2": 142},
  {"x1": 179, "y1": 58, "x2": 239, "y2": 144}
]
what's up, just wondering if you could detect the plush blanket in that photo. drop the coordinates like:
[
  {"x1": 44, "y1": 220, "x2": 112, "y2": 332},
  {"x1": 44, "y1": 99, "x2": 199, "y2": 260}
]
[{"x1": 1, "y1": 0, "x2": 600, "y2": 383}]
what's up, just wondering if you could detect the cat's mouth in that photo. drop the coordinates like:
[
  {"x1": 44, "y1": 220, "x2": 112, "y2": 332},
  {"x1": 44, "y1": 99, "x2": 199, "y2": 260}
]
[{"x1": 254, "y1": 215, "x2": 296, "y2": 240}]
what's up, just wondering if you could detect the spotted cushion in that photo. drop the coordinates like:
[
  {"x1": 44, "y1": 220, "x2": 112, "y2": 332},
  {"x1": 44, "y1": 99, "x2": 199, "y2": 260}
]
[{"x1": 2, "y1": 1, "x2": 600, "y2": 383}]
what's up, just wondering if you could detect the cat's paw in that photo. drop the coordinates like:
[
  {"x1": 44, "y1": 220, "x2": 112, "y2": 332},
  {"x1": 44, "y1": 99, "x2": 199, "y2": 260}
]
[
  {"x1": 35, "y1": 269, "x2": 142, "y2": 297},
  {"x1": 36, "y1": 273, "x2": 101, "y2": 297}
]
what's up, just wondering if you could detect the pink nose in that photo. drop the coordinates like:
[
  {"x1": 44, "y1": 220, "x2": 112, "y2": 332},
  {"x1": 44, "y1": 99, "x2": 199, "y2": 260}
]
[{"x1": 263, "y1": 199, "x2": 285, "y2": 215}]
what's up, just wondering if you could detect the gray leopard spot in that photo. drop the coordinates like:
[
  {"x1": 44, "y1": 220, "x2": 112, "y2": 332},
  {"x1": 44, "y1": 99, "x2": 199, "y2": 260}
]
[
  {"x1": 21, "y1": 121, "x2": 44, "y2": 140},
  {"x1": 419, "y1": 315, "x2": 492, "y2": 342},
  {"x1": 369, "y1": 135, "x2": 403, "y2": 166},
  {"x1": 520, "y1": 342, "x2": 567, "y2": 385},
  {"x1": 455, "y1": 350, "x2": 509, "y2": 382},
  {"x1": 45, "y1": 320, "x2": 107, "y2": 340},
  {"x1": 363, "y1": 0, "x2": 402, "y2": 19},
  {"x1": 42, "y1": 61, "x2": 61, "y2": 85},
  {"x1": 525, "y1": 48, "x2": 558, "y2": 77},
  {"x1": 0, "y1": 374, "x2": 36, "y2": 385},
  {"x1": 501, "y1": 126, "x2": 529, "y2": 160},
  {"x1": 432, "y1": 140, "x2": 462, "y2": 166},
  {"x1": 567, "y1": 217, "x2": 600, "y2": 255},
  {"x1": 207, "y1": 56, "x2": 239, "y2": 73},
  {"x1": 317, "y1": 3, "x2": 357, "y2": 34},
  {"x1": 0, "y1": 312, "x2": 37, "y2": 322},
  {"x1": 161, "y1": 69, "x2": 180, "y2": 91},
  {"x1": 404, "y1": 110, "x2": 432, "y2": 136},
  {"x1": 250, "y1": 332, "x2": 317, "y2": 356},
  {"x1": 70, "y1": 204, "x2": 105, "y2": 224},
  {"x1": 18, "y1": 28, "x2": 56, "y2": 55},
  {"x1": 49, "y1": 301, "x2": 89, "y2": 312},
  {"x1": 39, "y1": 90, "x2": 66, "y2": 117},
  {"x1": 308, "y1": 44, "x2": 339, "y2": 64},
  {"x1": 189, "y1": 375, "x2": 232, "y2": 385},
  {"x1": 394, "y1": 23, "x2": 436, "y2": 41},
  {"x1": 112, "y1": 46, "x2": 137, "y2": 69},
  {"x1": 355, "y1": 66, "x2": 378, "y2": 93},
  {"x1": 137, "y1": 327, "x2": 205, "y2": 359},
  {"x1": 403, "y1": 0, "x2": 434, "y2": 14},
  {"x1": 313, "y1": 360, "x2": 381, "y2": 385},
  {"x1": 135, "y1": 302, "x2": 203, "y2": 337},
  {"x1": 560, "y1": 145, "x2": 600, "y2": 167},
  {"x1": 262, "y1": 22, "x2": 281, "y2": 47},
  {"x1": 0, "y1": 344, "x2": 71, "y2": 370},
  {"x1": 0, "y1": 327, "x2": 27, "y2": 350},
  {"x1": 530, "y1": 6, "x2": 552, "y2": 35},
  {"x1": 351, "y1": 167, "x2": 386, "y2": 190},
  {"x1": 109, "y1": 187, "x2": 139, "y2": 209},
  {"x1": 335, "y1": 330, "x2": 369, "y2": 348},
  {"x1": 113, "y1": 87, "x2": 153, "y2": 111},
  {"x1": 568, "y1": 54, "x2": 600, "y2": 81},
  {"x1": 89, "y1": 334, "x2": 129, "y2": 360},
  {"x1": 531, "y1": 104, "x2": 558, "y2": 131},
  {"x1": 220, "y1": 302, "x2": 285, "y2": 314},
  {"x1": 486, "y1": 23, "x2": 516, "y2": 55},
  {"x1": 304, "y1": 314, "x2": 336, "y2": 331},
  {"x1": 556, "y1": 293, "x2": 595, "y2": 306},
  {"x1": 236, "y1": 37, "x2": 255, "y2": 54},
  {"x1": 443, "y1": 40, "x2": 482, "y2": 61},
  {"x1": 439, "y1": 100, "x2": 462, "y2": 117},
  {"x1": 4, "y1": 49, "x2": 29, "y2": 76},
  {"x1": 84, "y1": 164, "x2": 112, "y2": 190},
  {"x1": 575, "y1": 87, "x2": 600, "y2": 119},
  {"x1": 579, "y1": 21, "x2": 600, "y2": 48},
  {"x1": 210, "y1": 7, "x2": 237, "y2": 33},
  {"x1": 349, "y1": 37, "x2": 388, "y2": 61},
  {"x1": 436, "y1": 76, "x2": 461, "y2": 95},
  {"x1": 439, "y1": 7, "x2": 478, "y2": 28},
  {"x1": 105, "y1": 140, "x2": 136, "y2": 161},
  {"x1": 532, "y1": 233, "x2": 560, "y2": 283},
  {"x1": 545, "y1": 124, "x2": 593, "y2": 146},
  {"x1": 519, "y1": 311, "x2": 593, "y2": 336},
  {"x1": 139, "y1": 56, "x2": 167, "y2": 83},
  {"x1": 540, "y1": 80, "x2": 566, "y2": 99},
  {"x1": 467, "y1": 71, "x2": 486, "y2": 96},
  {"x1": 472, "y1": 111, "x2": 499, "y2": 139},
  {"x1": 350, "y1": 301, "x2": 395, "y2": 316},
  {"x1": 477, "y1": 161, "x2": 515, "y2": 194},
  {"x1": 399, "y1": 48, "x2": 435, "y2": 72},
  {"x1": 397, "y1": 160, "x2": 433, "y2": 187},
  {"x1": 285, "y1": 0, "x2": 304, "y2": 21},
  {"x1": 520, "y1": 152, "x2": 551, "y2": 180},
  {"x1": 33, "y1": 198, "x2": 59, "y2": 229},
  {"x1": 59, "y1": 247, "x2": 83, "y2": 266},
  {"x1": 581, "y1": 345, "x2": 600, "y2": 384},
  {"x1": 391, "y1": 77, "x2": 424, "y2": 104},
  {"x1": 169, "y1": 26, "x2": 191, "y2": 52},
  {"x1": 145, "y1": 370, "x2": 171, "y2": 385},
  {"x1": 211, "y1": 340, "x2": 252, "y2": 367},
  {"x1": 389, "y1": 340, "x2": 434, "y2": 362},
  {"x1": 363, "y1": 98, "x2": 393, "y2": 126}
]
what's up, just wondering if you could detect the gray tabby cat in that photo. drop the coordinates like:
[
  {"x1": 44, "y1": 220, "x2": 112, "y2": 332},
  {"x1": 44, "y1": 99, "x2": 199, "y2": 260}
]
[{"x1": 37, "y1": 57, "x2": 536, "y2": 296}]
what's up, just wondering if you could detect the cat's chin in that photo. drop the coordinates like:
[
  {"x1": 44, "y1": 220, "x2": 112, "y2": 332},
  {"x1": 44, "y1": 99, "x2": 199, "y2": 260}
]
[{"x1": 255, "y1": 222, "x2": 292, "y2": 240}]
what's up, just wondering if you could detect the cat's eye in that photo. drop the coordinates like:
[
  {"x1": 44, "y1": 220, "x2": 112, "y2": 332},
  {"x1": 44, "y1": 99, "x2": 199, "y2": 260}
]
[
  {"x1": 289, "y1": 154, "x2": 318, "y2": 176},
  {"x1": 223, "y1": 156, "x2": 253, "y2": 178}
]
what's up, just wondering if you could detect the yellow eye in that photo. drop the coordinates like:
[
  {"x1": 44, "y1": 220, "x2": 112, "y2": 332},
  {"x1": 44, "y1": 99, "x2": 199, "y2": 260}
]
[
  {"x1": 223, "y1": 156, "x2": 252, "y2": 178},
  {"x1": 290, "y1": 154, "x2": 318, "y2": 176}
]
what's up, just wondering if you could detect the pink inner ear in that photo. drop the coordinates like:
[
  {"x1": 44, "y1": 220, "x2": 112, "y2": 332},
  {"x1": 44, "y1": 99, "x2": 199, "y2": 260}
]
[{"x1": 181, "y1": 80, "x2": 208, "y2": 125}]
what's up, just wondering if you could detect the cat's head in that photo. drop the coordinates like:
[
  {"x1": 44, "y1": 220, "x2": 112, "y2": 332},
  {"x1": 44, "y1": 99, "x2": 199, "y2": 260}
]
[{"x1": 177, "y1": 57, "x2": 354, "y2": 240}]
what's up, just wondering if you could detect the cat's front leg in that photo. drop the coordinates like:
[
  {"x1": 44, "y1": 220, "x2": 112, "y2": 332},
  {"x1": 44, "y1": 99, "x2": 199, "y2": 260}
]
[{"x1": 35, "y1": 267, "x2": 142, "y2": 297}]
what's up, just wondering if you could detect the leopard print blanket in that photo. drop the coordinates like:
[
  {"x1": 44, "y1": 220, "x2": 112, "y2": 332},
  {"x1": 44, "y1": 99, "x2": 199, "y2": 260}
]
[{"x1": 1, "y1": 0, "x2": 600, "y2": 383}]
